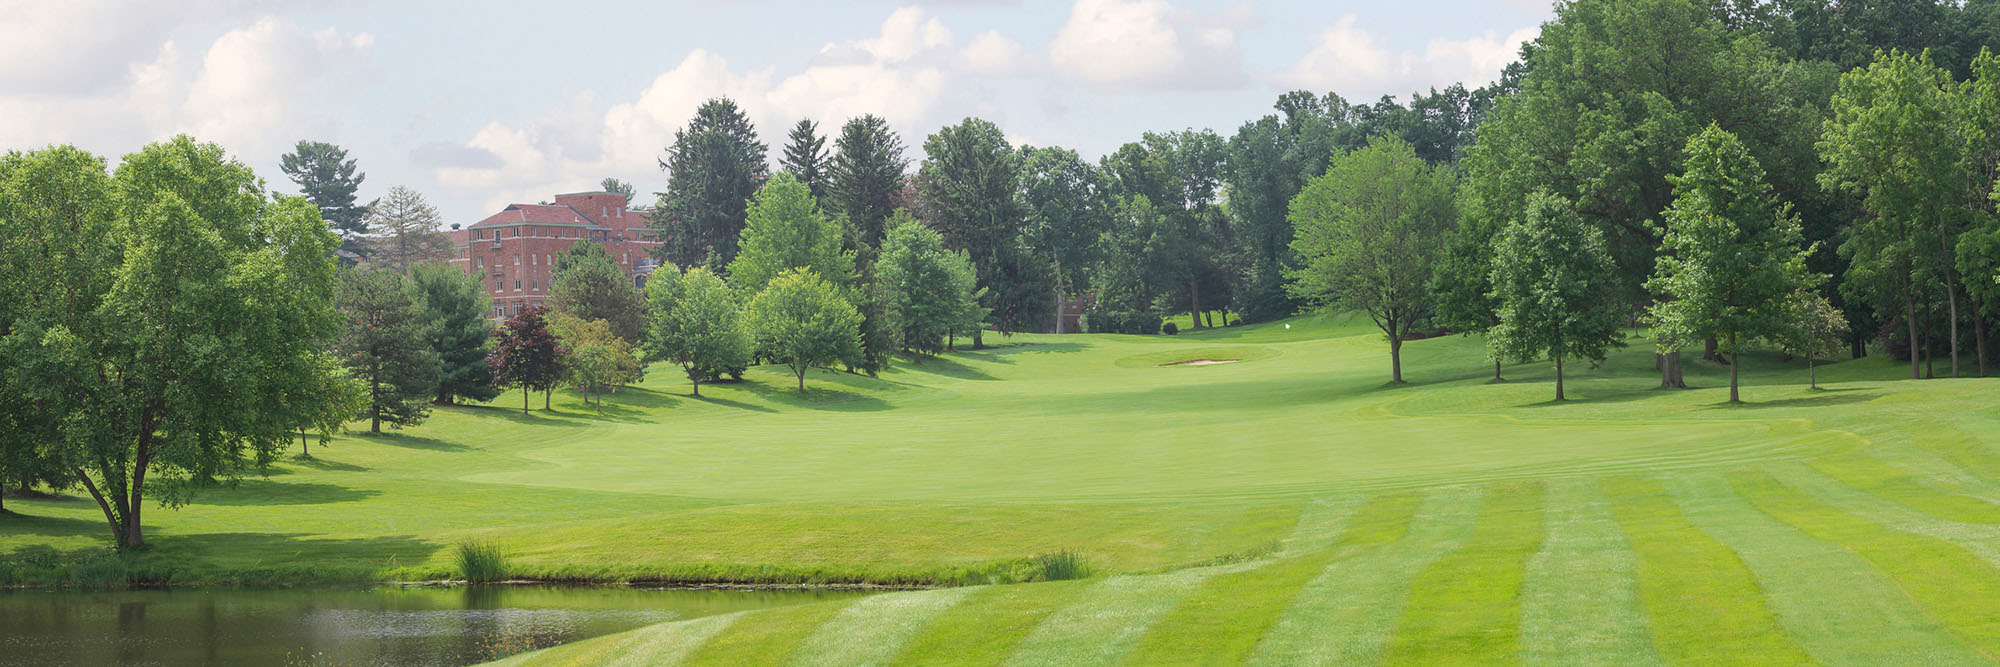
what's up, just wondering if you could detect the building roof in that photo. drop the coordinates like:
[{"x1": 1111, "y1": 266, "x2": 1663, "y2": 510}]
[{"x1": 468, "y1": 203, "x2": 596, "y2": 228}]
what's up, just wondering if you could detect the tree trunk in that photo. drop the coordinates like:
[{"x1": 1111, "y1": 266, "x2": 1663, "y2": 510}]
[
  {"x1": 1949, "y1": 279, "x2": 1962, "y2": 378},
  {"x1": 544, "y1": 389, "x2": 551, "y2": 411},
  {"x1": 1658, "y1": 352, "x2": 1685, "y2": 389},
  {"x1": 1703, "y1": 336, "x2": 1719, "y2": 363},
  {"x1": 972, "y1": 329, "x2": 984, "y2": 349},
  {"x1": 301, "y1": 429, "x2": 311, "y2": 458},
  {"x1": 1493, "y1": 359, "x2": 1503, "y2": 382},
  {"x1": 1809, "y1": 358, "x2": 1818, "y2": 390},
  {"x1": 797, "y1": 368, "x2": 807, "y2": 392},
  {"x1": 1554, "y1": 356, "x2": 1566, "y2": 401},
  {"x1": 691, "y1": 375, "x2": 701, "y2": 397},
  {"x1": 1906, "y1": 278, "x2": 1920, "y2": 379},
  {"x1": 1189, "y1": 281, "x2": 1202, "y2": 329},
  {"x1": 370, "y1": 372, "x2": 382, "y2": 434},
  {"x1": 1978, "y1": 316, "x2": 1989, "y2": 378},
  {"x1": 1053, "y1": 285, "x2": 1065, "y2": 334},
  {"x1": 522, "y1": 386, "x2": 529, "y2": 416},
  {"x1": 1388, "y1": 319, "x2": 1404, "y2": 384},
  {"x1": 1728, "y1": 340, "x2": 1740, "y2": 403}
]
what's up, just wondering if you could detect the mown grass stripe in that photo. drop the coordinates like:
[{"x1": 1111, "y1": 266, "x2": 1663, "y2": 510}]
[
  {"x1": 681, "y1": 597, "x2": 859, "y2": 666},
  {"x1": 1666, "y1": 473, "x2": 1979, "y2": 664},
  {"x1": 1248, "y1": 486, "x2": 1485, "y2": 665},
  {"x1": 492, "y1": 613, "x2": 742, "y2": 667},
  {"x1": 1002, "y1": 566, "x2": 1229, "y2": 666},
  {"x1": 786, "y1": 586, "x2": 975, "y2": 666},
  {"x1": 1730, "y1": 469, "x2": 2000, "y2": 659},
  {"x1": 1382, "y1": 480, "x2": 1545, "y2": 664},
  {"x1": 891, "y1": 579, "x2": 1094, "y2": 664},
  {"x1": 1600, "y1": 477, "x2": 1812, "y2": 665},
  {"x1": 1119, "y1": 492, "x2": 1424, "y2": 665},
  {"x1": 1771, "y1": 464, "x2": 2000, "y2": 568},
  {"x1": 1807, "y1": 453, "x2": 2000, "y2": 524},
  {"x1": 1519, "y1": 477, "x2": 1661, "y2": 666}
]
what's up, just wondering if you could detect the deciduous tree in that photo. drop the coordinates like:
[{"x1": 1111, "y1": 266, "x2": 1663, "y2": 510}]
[
  {"x1": 1287, "y1": 135, "x2": 1458, "y2": 384},
  {"x1": 879, "y1": 212, "x2": 986, "y2": 358},
  {"x1": 1019, "y1": 146, "x2": 1110, "y2": 333},
  {"x1": 489, "y1": 304, "x2": 565, "y2": 414},
  {"x1": 643, "y1": 266, "x2": 752, "y2": 396},
  {"x1": 1489, "y1": 192, "x2": 1626, "y2": 401},
  {"x1": 749, "y1": 269, "x2": 863, "y2": 391},
  {"x1": 364, "y1": 185, "x2": 450, "y2": 274},
  {"x1": 549, "y1": 314, "x2": 643, "y2": 411},
  {"x1": 549, "y1": 241, "x2": 646, "y2": 341},
  {"x1": 922, "y1": 117, "x2": 1047, "y2": 345},
  {"x1": 728, "y1": 173, "x2": 854, "y2": 297},
  {"x1": 1781, "y1": 291, "x2": 1851, "y2": 390}
]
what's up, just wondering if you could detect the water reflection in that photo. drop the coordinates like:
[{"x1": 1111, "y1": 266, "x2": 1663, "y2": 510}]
[{"x1": 0, "y1": 585, "x2": 869, "y2": 666}]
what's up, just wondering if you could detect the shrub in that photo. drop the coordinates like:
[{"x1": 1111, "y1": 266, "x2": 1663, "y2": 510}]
[
  {"x1": 14, "y1": 544, "x2": 61, "y2": 569},
  {"x1": 455, "y1": 540, "x2": 508, "y2": 583},
  {"x1": 1032, "y1": 550, "x2": 1092, "y2": 581},
  {"x1": 67, "y1": 551, "x2": 128, "y2": 590},
  {"x1": 1161, "y1": 322, "x2": 1179, "y2": 335},
  {"x1": 1084, "y1": 311, "x2": 1164, "y2": 335}
]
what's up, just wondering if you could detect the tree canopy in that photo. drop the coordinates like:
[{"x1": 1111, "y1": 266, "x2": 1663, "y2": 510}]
[
  {"x1": 748, "y1": 268, "x2": 863, "y2": 391},
  {"x1": 1488, "y1": 192, "x2": 1627, "y2": 401},
  {"x1": 643, "y1": 266, "x2": 752, "y2": 396},
  {"x1": 657, "y1": 97, "x2": 768, "y2": 269},
  {"x1": 279, "y1": 139, "x2": 369, "y2": 253},
  {"x1": 727, "y1": 172, "x2": 855, "y2": 298}
]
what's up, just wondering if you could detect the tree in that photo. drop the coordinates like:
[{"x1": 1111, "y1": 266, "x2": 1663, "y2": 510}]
[
  {"x1": 1648, "y1": 125, "x2": 1822, "y2": 402},
  {"x1": 922, "y1": 117, "x2": 1048, "y2": 345},
  {"x1": 1430, "y1": 206, "x2": 1507, "y2": 381},
  {"x1": 410, "y1": 262, "x2": 499, "y2": 404},
  {"x1": 1818, "y1": 49, "x2": 1968, "y2": 379},
  {"x1": 489, "y1": 304, "x2": 565, "y2": 415},
  {"x1": 364, "y1": 185, "x2": 450, "y2": 274},
  {"x1": 549, "y1": 241, "x2": 646, "y2": 341},
  {"x1": 827, "y1": 114, "x2": 909, "y2": 249},
  {"x1": 1781, "y1": 291, "x2": 1851, "y2": 391},
  {"x1": 1101, "y1": 130, "x2": 1234, "y2": 330},
  {"x1": 749, "y1": 268, "x2": 863, "y2": 391},
  {"x1": 2, "y1": 138, "x2": 352, "y2": 548},
  {"x1": 879, "y1": 211, "x2": 986, "y2": 358},
  {"x1": 643, "y1": 266, "x2": 752, "y2": 396},
  {"x1": 601, "y1": 177, "x2": 636, "y2": 200},
  {"x1": 337, "y1": 269, "x2": 441, "y2": 432},
  {"x1": 657, "y1": 97, "x2": 768, "y2": 269},
  {"x1": 781, "y1": 119, "x2": 831, "y2": 203},
  {"x1": 549, "y1": 314, "x2": 643, "y2": 411},
  {"x1": 280, "y1": 140, "x2": 369, "y2": 252},
  {"x1": 1019, "y1": 146, "x2": 1111, "y2": 333},
  {"x1": 1287, "y1": 136, "x2": 1459, "y2": 384},
  {"x1": 1488, "y1": 192, "x2": 1627, "y2": 401},
  {"x1": 728, "y1": 172, "x2": 855, "y2": 297}
]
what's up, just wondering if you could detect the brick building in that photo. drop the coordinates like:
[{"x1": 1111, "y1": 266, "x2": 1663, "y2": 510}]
[{"x1": 449, "y1": 191, "x2": 662, "y2": 319}]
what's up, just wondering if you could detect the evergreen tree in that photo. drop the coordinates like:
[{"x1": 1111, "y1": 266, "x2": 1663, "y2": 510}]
[
  {"x1": 410, "y1": 262, "x2": 499, "y2": 404},
  {"x1": 1648, "y1": 125, "x2": 1822, "y2": 402},
  {"x1": 489, "y1": 304, "x2": 565, "y2": 415},
  {"x1": 727, "y1": 172, "x2": 855, "y2": 297},
  {"x1": 657, "y1": 97, "x2": 768, "y2": 269},
  {"x1": 748, "y1": 268, "x2": 863, "y2": 391},
  {"x1": 601, "y1": 177, "x2": 636, "y2": 200},
  {"x1": 549, "y1": 241, "x2": 646, "y2": 342},
  {"x1": 642, "y1": 266, "x2": 752, "y2": 396},
  {"x1": 338, "y1": 269, "x2": 441, "y2": 432},
  {"x1": 1488, "y1": 192, "x2": 1626, "y2": 401},
  {"x1": 1287, "y1": 135, "x2": 1459, "y2": 384},
  {"x1": 781, "y1": 119, "x2": 831, "y2": 203},
  {"x1": 364, "y1": 185, "x2": 450, "y2": 274},
  {"x1": 280, "y1": 140, "x2": 369, "y2": 253},
  {"x1": 827, "y1": 114, "x2": 908, "y2": 248}
]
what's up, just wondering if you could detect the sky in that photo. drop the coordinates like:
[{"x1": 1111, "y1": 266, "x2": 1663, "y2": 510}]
[{"x1": 0, "y1": 0, "x2": 1556, "y2": 226}]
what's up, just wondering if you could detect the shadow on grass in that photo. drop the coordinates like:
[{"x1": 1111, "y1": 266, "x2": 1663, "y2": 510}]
[
  {"x1": 604, "y1": 386, "x2": 681, "y2": 410},
  {"x1": 349, "y1": 432, "x2": 476, "y2": 451},
  {"x1": 0, "y1": 508, "x2": 106, "y2": 539},
  {"x1": 1708, "y1": 391, "x2": 1882, "y2": 410},
  {"x1": 896, "y1": 355, "x2": 999, "y2": 381},
  {"x1": 741, "y1": 374, "x2": 893, "y2": 412},
  {"x1": 191, "y1": 479, "x2": 381, "y2": 506},
  {"x1": 288, "y1": 456, "x2": 369, "y2": 473},
  {"x1": 690, "y1": 393, "x2": 778, "y2": 414}
]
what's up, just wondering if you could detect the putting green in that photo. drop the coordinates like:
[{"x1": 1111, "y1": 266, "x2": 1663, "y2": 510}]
[{"x1": 8, "y1": 312, "x2": 2000, "y2": 663}]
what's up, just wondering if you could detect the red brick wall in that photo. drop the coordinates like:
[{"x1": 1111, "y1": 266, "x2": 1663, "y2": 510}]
[{"x1": 451, "y1": 192, "x2": 662, "y2": 319}]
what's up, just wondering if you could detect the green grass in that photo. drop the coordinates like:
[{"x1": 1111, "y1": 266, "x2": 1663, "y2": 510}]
[{"x1": 10, "y1": 312, "x2": 2000, "y2": 662}]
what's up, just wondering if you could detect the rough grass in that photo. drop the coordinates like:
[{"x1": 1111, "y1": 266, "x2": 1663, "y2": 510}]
[{"x1": 11, "y1": 314, "x2": 2000, "y2": 663}]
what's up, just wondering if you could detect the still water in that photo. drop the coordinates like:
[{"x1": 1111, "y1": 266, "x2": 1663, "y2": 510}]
[{"x1": 0, "y1": 585, "x2": 870, "y2": 666}]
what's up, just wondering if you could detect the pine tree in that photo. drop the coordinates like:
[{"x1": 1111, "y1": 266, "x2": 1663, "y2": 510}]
[
  {"x1": 410, "y1": 262, "x2": 499, "y2": 405},
  {"x1": 280, "y1": 140, "x2": 369, "y2": 253},
  {"x1": 337, "y1": 269, "x2": 441, "y2": 433},
  {"x1": 827, "y1": 115, "x2": 908, "y2": 249},
  {"x1": 781, "y1": 119, "x2": 830, "y2": 203},
  {"x1": 657, "y1": 98, "x2": 768, "y2": 270}
]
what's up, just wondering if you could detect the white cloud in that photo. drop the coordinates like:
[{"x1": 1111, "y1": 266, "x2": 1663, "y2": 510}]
[
  {"x1": 1270, "y1": 15, "x2": 1533, "y2": 97},
  {"x1": 1047, "y1": 0, "x2": 1246, "y2": 90},
  {"x1": 962, "y1": 30, "x2": 1038, "y2": 77},
  {"x1": 430, "y1": 6, "x2": 996, "y2": 216},
  {"x1": 0, "y1": 15, "x2": 372, "y2": 171}
]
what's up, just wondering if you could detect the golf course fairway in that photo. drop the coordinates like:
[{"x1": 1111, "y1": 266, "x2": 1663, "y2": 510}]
[{"x1": 8, "y1": 313, "x2": 2000, "y2": 664}]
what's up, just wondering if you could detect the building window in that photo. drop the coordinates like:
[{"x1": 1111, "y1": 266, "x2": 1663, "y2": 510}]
[
  {"x1": 514, "y1": 280, "x2": 522, "y2": 292},
  {"x1": 530, "y1": 279, "x2": 538, "y2": 291},
  {"x1": 475, "y1": 257, "x2": 483, "y2": 269},
  {"x1": 530, "y1": 253, "x2": 537, "y2": 266},
  {"x1": 493, "y1": 281, "x2": 502, "y2": 293},
  {"x1": 546, "y1": 253, "x2": 552, "y2": 265},
  {"x1": 513, "y1": 253, "x2": 521, "y2": 265}
]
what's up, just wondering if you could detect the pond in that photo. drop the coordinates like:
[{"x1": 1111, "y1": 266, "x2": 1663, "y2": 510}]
[{"x1": 0, "y1": 585, "x2": 872, "y2": 666}]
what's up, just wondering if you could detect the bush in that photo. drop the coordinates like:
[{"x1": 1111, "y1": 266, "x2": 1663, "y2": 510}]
[
  {"x1": 1032, "y1": 550, "x2": 1092, "y2": 581},
  {"x1": 14, "y1": 544, "x2": 61, "y2": 569},
  {"x1": 67, "y1": 550, "x2": 128, "y2": 590},
  {"x1": 1161, "y1": 322, "x2": 1179, "y2": 335},
  {"x1": 455, "y1": 540, "x2": 508, "y2": 584},
  {"x1": 1084, "y1": 311, "x2": 1163, "y2": 335}
]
